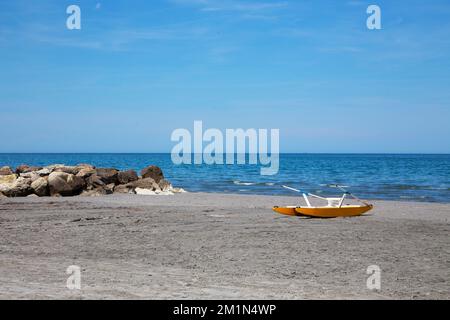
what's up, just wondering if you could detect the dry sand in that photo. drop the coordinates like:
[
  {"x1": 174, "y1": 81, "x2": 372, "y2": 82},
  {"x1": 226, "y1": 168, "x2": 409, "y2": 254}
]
[{"x1": 0, "y1": 193, "x2": 449, "y2": 299}]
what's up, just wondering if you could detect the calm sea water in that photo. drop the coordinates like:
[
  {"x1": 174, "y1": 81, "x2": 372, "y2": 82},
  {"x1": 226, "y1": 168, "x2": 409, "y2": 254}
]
[{"x1": 1, "y1": 153, "x2": 449, "y2": 203}]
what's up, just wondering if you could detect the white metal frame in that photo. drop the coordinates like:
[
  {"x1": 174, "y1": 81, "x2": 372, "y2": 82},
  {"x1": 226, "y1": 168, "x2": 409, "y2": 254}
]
[{"x1": 282, "y1": 185, "x2": 369, "y2": 208}]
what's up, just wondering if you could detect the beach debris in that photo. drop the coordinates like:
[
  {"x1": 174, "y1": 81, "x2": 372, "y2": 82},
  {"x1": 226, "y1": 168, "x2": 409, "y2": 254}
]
[
  {"x1": 135, "y1": 187, "x2": 174, "y2": 196},
  {"x1": 135, "y1": 187, "x2": 157, "y2": 195},
  {"x1": 0, "y1": 163, "x2": 179, "y2": 198}
]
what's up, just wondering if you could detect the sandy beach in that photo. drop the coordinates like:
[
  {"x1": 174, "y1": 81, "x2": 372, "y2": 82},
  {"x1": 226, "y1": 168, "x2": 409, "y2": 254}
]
[{"x1": 0, "y1": 193, "x2": 449, "y2": 299}]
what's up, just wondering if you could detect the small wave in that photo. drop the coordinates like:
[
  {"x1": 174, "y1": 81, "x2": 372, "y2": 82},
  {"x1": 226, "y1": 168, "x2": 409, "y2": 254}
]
[
  {"x1": 233, "y1": 180, "x2": 256, "y2": 186},
  {"x1": 265, "y1": 182, "x2": 275, "y2": 186}
]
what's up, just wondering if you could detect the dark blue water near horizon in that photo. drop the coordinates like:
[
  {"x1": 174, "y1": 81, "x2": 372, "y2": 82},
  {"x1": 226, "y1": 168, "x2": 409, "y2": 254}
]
[{"x1": 1, "y1": 153, "x2": 449, "y2": 203}]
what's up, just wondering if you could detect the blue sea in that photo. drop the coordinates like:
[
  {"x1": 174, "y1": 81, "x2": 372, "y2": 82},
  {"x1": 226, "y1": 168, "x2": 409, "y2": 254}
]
[{"x1": 1, "y1": 153, "x2": 449, "y2": 203}]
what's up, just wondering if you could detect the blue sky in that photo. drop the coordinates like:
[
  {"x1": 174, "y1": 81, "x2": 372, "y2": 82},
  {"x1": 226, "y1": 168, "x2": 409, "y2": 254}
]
[{"x1": 0, "y1": 0, "x2": 449, "y2": 153}]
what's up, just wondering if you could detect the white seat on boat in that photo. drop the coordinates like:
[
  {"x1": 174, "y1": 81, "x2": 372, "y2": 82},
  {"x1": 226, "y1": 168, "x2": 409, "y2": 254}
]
[{"x1": 326, "y1": 198, "x2": 342, "y2": 207}]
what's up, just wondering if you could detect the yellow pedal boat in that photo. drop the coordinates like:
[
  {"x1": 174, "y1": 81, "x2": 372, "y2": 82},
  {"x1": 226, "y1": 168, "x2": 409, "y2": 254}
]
[
  {"x1": 295, "y1": 204, "x2": 373, "y2": 218},
  {"x1": 275, "y1": 185, "x2": 374, "y2": 218},
  {"x1": 272, "y1": 206, "x2": 300, "y2": 216}
]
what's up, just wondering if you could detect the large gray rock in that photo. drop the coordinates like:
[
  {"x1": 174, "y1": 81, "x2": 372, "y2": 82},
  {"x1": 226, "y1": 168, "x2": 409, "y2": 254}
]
[
  {"x1": 48, "y1": 172, "x2": 86, "y2": 196},
  {"x1": 95, "y1": 168, "x2": 119, "y2": 185},
  {"x1": 117, "y1": 170, "x2": 138, "y2": 184},
  {"x1": 0, "y1": 177, "x2": 32, "y2": 197},
  {"x1": 31, "y1": 177, "x2": 49, "y2": 197},
  {"x1": 140, "y1": 165, "x2": 164, "y2": 183},
  {"x1": 0, "y1": 166, "x2": 14, "y2": 176}
]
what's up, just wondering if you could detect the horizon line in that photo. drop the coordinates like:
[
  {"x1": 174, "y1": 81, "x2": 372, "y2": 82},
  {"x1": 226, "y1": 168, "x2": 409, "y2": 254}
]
[{"x1": 1, "y1": 152, "x2": 450, "y2": 155}]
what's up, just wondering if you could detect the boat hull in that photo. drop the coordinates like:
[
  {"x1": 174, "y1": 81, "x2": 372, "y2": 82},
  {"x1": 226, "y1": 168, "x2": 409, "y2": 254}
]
[
  {"x1": 272, "y1": 206, "x2": 299, "y2": 216},
  {"x1": 295, "y1": 204, "x2": 373, "y2": 218}
]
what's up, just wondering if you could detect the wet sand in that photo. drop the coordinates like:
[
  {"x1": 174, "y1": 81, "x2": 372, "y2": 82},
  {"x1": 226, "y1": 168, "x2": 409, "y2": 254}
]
[{"x1": 0, "y1": 193, "x2": 449, "y2": 299}]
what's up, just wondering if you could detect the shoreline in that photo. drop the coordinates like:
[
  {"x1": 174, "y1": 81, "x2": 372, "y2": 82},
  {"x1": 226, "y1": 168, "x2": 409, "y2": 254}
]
[{"x1": 3, "y1": 189, "x2": 450, "y2": 205}]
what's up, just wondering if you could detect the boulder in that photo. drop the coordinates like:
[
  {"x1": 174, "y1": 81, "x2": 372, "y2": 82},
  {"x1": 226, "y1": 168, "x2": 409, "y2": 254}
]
[
  {"x1": 44, "y1": 164, "x2": 65, "y2": 172},
  {"x1": 140, "y1": 165, "x2": 164, "y2": 183},
  {"x1": 53, "y1": 166, "x2": 80, "y2": 175},
  {"x1": 36, "y1": 168, "x2": 52, "y2": 176},
  {"x1": 128, "y1": 177, "x2": 161, "y2": 191},
  {"x1": 15, "y1": 164, "x2": 30, "y2": 174},
  {"x1": 31, "y1": 177, "x2": 49, "y2": 197},
  {"x1": 85, "y1": 174, "x2": 105, "y2": 189},
  {"x1": 0, "y1": 166, "x2": 14, "y2": 176},
  {"x1": 48, "y1": 172, "x2": 86, "y2": 196},
  {"x1": 117, "y1": 170, "x2": 138, "y2": 184},
  {"x1": 80, "y1": 185, "x2": 112, "y2": 197},
  {"x1": 76, "y1": 167, "x2": 96, "y2": 179},
  {"x1": 77, "y1": 163, "x2": 95, "y2": 170},
  {"x1": 0, "y1": 177, "x2": 32, "y2": 197},
  {"x1": 20, "y1": 172, "x2": 41, "y2": 182},
  {"x1": 0, "y1": 184, "x2": 10, "y2": 195},
  {"x1": 95, "y1": 168, "x2": 119, "y2": 185},
  {"x1": 80, "y1": 187, "x2": 108, "y2": 197},
  {"x1": 0, "y1": 174, "x2": 17, "y2": 185},
  {"x1": 15, "y1": 165, "x2": 42, "y2": 174},
  {"x1": 0, "y1": 174, "x2": 19, "y2": 196},
  {"x1": 105, "y1": 183, "x2": 115, "y2": 194},
  {"x1": 158, "y1": 179, "x2": 173, "y2": 192},
  {"x1": 114, "y1": 184, "x2": 135, "y2": 194}
]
